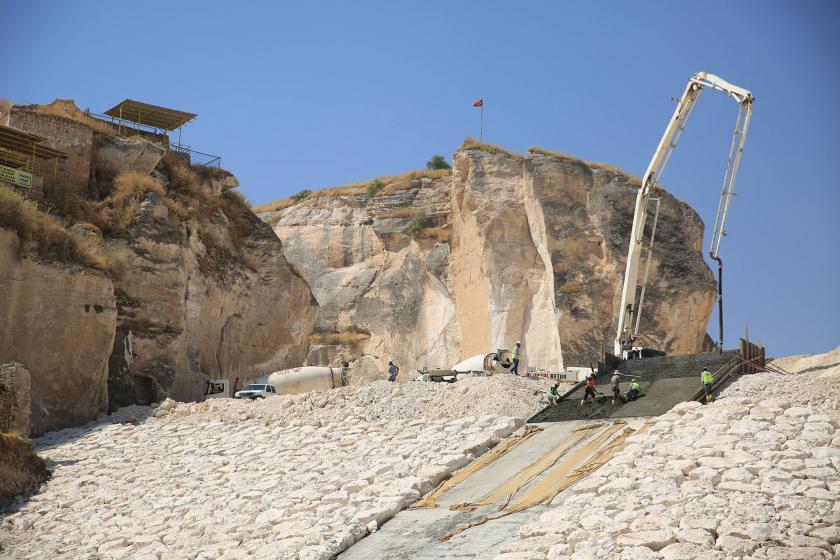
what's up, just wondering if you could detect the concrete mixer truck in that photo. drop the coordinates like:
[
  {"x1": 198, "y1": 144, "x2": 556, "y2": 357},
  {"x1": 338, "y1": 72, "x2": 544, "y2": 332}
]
[{"x1": 203, "y1": 365, "x2": 350, "y2": 400}]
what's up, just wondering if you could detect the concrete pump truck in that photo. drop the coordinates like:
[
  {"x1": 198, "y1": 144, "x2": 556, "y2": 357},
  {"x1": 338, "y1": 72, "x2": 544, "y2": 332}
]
[{"x1": 614, "y1": 72, "x2": 754, "y2": 358}]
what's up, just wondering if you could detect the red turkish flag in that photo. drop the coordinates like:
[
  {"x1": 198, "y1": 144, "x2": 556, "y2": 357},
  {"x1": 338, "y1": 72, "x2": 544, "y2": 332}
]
[{"x1": 472, "y1": 99, "x2": 483, "y2": 107}]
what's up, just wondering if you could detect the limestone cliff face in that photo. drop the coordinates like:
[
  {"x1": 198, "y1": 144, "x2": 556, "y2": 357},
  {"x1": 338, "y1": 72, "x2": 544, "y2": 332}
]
[
  {"x1": 1, "y1": 99, "x2": 319, "y2": 430},
  {"x1": 0, "y1": 230, "x2": 116, "y2": 435},
  {"x1": 263, "y1": 174, "x2": 458, "y2": 383},
  {"x1": 106, "y1": 186, "x2": 318, "y2": 409},
  {"x1": 263, "y1": 143, "x2": 715, "y2": 375}
]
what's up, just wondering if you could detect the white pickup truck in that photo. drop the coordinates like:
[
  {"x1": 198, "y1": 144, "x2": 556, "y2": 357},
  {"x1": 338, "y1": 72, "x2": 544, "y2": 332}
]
[{"x1": 233, "y1": 384, "x2": 278, "y2": 400}]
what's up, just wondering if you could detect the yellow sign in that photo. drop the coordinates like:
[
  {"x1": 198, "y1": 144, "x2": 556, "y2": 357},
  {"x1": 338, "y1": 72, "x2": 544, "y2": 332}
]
[{"x1": 0, "y1": 164, "x2": 32, "y2": 188}]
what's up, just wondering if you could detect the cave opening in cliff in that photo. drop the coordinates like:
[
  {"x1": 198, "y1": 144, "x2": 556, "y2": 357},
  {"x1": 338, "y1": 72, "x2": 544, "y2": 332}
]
[{"x1": 131, "y1": 375, "x2": 156, "y2": 405}]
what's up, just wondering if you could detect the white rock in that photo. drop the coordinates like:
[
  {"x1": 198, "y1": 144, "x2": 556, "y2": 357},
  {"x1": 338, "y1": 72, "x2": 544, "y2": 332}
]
[
  {"x1": 677, "y1": 528, "x2": 714, "y2": 546},
  {"x1": 617, "y1": 529, "x2": 676, "y2": 551},
  {"x1": 660, "y1": 542, "x2": 702, "y2": 560},
  {"x1": 763, "y1": 546, "x2": 831, "y2": 559},
  {"x1": 747, "y1": 522, "x2": 772, "y2": 541},
  {"x1": 715, "y1": 535, "x2": 758, "y2": 557},
  {"x1": 808, "y1": 525, "x2": 840, "y2": 544}
]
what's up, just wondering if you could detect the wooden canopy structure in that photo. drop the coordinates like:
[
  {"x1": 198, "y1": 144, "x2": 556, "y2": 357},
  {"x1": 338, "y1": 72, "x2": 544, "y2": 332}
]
[
  {"x1": 0, "y1": 124, "x2": 66, "y2": 182},
  {"x1": 104, "y1": 99, "x2": 197, "y2": 131}
]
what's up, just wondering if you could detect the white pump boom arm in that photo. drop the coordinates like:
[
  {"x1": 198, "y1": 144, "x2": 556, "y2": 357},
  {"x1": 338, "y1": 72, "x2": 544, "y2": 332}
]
[{"x1": 613, "y1": 72, "x2": 754, "y2": 356}]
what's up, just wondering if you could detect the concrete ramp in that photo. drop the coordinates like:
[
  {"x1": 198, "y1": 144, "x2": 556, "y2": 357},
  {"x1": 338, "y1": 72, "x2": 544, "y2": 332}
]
[
  {"x1": 529, "y1": 350, "x2": 741, "y2": 422},
  {"x1": 340, "y1": 419, "x2": 643, "y2": 559}
]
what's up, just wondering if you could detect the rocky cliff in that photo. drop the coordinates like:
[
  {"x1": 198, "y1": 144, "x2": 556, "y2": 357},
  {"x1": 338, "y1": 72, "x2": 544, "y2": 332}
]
[
  {"x1": 0, "y1": 100, "x2": 318, "y2": 433},
  {"x1": 261, "y1": 141, "x2": 715, "y2": 379},
  {"x1": 0, "y1": 233, "x2": 116, "y2": 435},
  {"x1": 105, "y1": 170, "x2": 318, "y2": 409}
]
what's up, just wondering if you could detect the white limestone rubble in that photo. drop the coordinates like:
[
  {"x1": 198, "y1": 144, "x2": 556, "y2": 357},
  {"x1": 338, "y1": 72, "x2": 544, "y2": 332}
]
[
  {"x1": 492, "y1": 351, "x2": 840, "y2": 560},
  {"x1": 0, "y1": 375, "x2": 546, "y2": 559}
]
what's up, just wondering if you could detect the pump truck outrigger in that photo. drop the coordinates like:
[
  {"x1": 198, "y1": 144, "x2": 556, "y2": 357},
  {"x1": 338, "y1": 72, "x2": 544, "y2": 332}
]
[{"x1": 614, "y1": 72, "x2": 754, "y2": 357}]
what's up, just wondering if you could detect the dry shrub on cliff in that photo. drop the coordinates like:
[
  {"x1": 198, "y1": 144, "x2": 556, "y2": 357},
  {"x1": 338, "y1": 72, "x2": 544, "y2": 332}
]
[
  {"x1": 376, "y1": 208, "x2": 424, "y2": 219},
  {"x1": 309, "y1": 329, "x2": 370, "y2": 346},
  {"x1": 379, "y1": 169, "x2": 449, "y2": 195},
  {"x1": 163, "y1": 157, "x2": 225, "y2": 217},
  {"x1": 97, "y1": 172, "x2": 185, "y2": 234},
  {"x1": 251, "y1": 198, "x2": 296, "y2": 213},
  {"x1": 460, "y1": 137, "x2": 522, "y2": 159},
  {"x1": 254, "y1": 168, "x2": 451, "y2": 211},
  {"x1": 527, "y1": 147, "x2": 642, "y2": 186},
  {"x1": 0, "y1": 184, "x2": 108, "y2": 270},
  {"x1": 193, "y1": 165, "x2": 234, "y2": 184}
]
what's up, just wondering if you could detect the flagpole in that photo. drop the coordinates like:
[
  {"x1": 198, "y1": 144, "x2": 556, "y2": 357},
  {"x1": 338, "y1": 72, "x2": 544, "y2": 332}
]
[{"x1": 480, "y1": 104, "x2": 484, "y2": 142}]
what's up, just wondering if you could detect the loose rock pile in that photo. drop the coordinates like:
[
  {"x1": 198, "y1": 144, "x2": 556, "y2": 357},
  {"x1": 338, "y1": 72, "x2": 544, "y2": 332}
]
[
  {"x1": 155, "y1": 375, "x2": 551, "y2": 427},
  {"x1": 493, "y1": 363, "x2": 840, "y2": 559},
  {"x1": 725, "y1": 346, "x2": 840, "y2": 421},
  {"x1": 0, "y1": 375, "x2": 548, "y2": 559}
]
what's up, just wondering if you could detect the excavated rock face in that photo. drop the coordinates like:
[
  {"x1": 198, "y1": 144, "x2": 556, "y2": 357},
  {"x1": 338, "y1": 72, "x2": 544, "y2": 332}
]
[
  {"x1": 0, "y1": 231, "x2": 116, "y2": 435},
  {"x1": 518, "y1": 149, "x2": 715, "y2": 365},
  {"x1": 264, "y1": 175, "x2": 458, "y2": 383},
  {"x1": 264, "y1": 143, "x2": 715, "y2": 374},
  {"x1": 107, "y1": 187, "x2": 318, "y2": 409}
]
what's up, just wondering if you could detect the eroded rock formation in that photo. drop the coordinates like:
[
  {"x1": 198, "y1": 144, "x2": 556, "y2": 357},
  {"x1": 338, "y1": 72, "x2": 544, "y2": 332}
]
[
  {"x1": 262, "y1": 142, "x2": 716, "y2": 377},
  {"x1": 0, "y1": 99, "x2": 319, "y2": 431},
  {"x1": 106, "y1": 187, "x2": 318, "y2": 408}
]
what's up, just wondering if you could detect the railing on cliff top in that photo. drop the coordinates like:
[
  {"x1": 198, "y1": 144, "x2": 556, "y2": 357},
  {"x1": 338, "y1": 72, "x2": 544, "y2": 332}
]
[{"x1": 87, "y1": 112, "x2": 221, "y2": 168}]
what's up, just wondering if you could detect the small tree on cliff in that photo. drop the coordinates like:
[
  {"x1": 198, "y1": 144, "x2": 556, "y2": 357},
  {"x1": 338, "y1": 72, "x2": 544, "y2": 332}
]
[
  {"x1": 406, "y1": 212, "x2": 425, "y2": 239},
  {"x1": 426, "y1": 155, "x2": 451, "y2": 170},
  {"x1": 367, "y1": 180, "x2": 385, "y2": 197},
  {"x1": 292, "y1": 189, "x2": 312, "y2": 202}
]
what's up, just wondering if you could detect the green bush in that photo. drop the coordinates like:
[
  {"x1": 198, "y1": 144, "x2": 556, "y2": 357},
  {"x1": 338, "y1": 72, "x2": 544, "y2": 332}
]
[
  {"x1": 367, "y1": 180, "x2": 385, "y2": 197},
  {"x1": 426, "y1": 155, "x2": 451, "y2": 170},
  {"x1": 292, "y1": 189, "x2": 312, "y2": 202},
  {"x1": 406, "y1": 212, "x2": 426, "y2": 239}
]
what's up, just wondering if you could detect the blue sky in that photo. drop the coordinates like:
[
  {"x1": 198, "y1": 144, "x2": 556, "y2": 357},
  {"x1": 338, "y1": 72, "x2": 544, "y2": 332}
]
[{"x1": 4, "y1": 1, "x2": 838, "y2": 358}]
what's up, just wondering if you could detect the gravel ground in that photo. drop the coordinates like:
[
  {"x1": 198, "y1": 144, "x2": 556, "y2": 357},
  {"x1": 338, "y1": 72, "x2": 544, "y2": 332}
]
[
  {"x1": 722, "y1": 345, "x2": 840, "y2": 420},
  {"x1": 156, "y1": 374, "x2": 552, "y2": 427},
  {"x1": 0, "y1": 375, "x2": 549, "y2": 560}
]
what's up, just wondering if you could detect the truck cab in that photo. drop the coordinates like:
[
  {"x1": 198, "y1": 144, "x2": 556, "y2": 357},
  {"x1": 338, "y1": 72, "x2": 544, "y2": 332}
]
[
  {"x1": 204, "y1": 379, "x2": 231, "y2": 399},
  {"x1": 234, "y1": 384, "x2": 277, "y2": 400}
]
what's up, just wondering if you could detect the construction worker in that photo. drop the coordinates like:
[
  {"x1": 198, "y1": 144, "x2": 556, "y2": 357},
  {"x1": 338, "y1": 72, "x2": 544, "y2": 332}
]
[
  {"x1": 547, "y1": 382, "x2": 561, "y2": 405},
  {"x1": 510, "y1": 342, "x2": 522, "y2": 375},
  {"x1": 702, "y1": 368, "x2": 715, "y2": 402},
  {"x1": 626, "y1": 379, "x2": 641, "y2": 401},
  {"x1": 581, "y1": 374, "x2": 597, "y2": 405},
  {"x1": 387, "y1": 361, "x2": 399, "y2": 382},
  {"x1": 611, "y1": 372, "x2": 621, "y2": 405}
]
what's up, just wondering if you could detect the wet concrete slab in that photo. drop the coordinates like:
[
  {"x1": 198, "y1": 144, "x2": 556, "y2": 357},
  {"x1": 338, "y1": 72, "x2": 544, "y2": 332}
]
[
  {"x1": 530, "y1": 367, "x2": 707, "y2": 422},
  {"x1": 611, "y1": 376, "x2": 702, "y2": 418},
  {"x1": 340, "y1": 419, "x2": 645, "y2": 559}
]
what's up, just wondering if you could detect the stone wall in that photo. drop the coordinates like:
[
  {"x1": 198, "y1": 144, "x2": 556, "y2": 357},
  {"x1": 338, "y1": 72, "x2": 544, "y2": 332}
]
[
  {"x1": 0, "y1": 362, "x2": 31, "y2": 434},
  {"x1": 9, "y1": 108, "x2": 94, "y2": 193}
]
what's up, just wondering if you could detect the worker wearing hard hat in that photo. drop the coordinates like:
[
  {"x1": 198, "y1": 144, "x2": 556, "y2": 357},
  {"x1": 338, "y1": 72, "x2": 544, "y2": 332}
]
[
  {"x1": 547, "y1": 381, "x2": 560, "y2": 405},
  {"x1": 580, "y1": 373, "x2": 597, "y2": 406},
  {"x1": 702, "y1": 368, "x2": 715, "y2": 402},
  {"x1": 611, "y1": 372, "x2": 622, "y2": 405},
  {"x1": 626, "y1": 379, "x2": 641, "y2": 401},
  {"x1": 510, "y1": 342, "x2": 522, "y2": 375}
]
